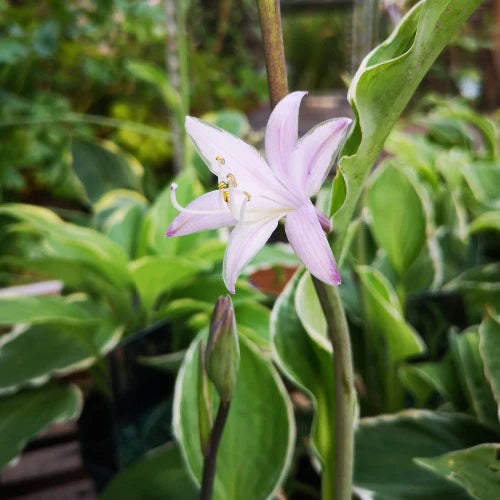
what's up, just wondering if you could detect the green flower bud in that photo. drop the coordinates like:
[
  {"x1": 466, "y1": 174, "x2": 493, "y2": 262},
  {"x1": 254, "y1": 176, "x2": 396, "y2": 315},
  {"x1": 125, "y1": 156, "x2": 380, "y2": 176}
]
[{"x1": 205, "y1": 296, "x2": 240, "y2": 403}]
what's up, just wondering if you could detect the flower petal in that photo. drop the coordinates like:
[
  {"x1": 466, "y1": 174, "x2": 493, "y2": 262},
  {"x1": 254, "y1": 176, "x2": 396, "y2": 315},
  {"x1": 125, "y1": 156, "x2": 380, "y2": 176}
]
[
  {"x1": 285, "y1": 201, "x2": 340, "y2": 285},
  {"x1": 292, "y1": 117, "x2": 352, "y2": 197},
  {"x1": 265, "y1": 91, "x2": 307, "y2": 179},
  {"x1": 166, "y1": 191, "x2": 235, "y2": 237},
  {"x1": 185, "y1": 116, "x2": 295, "y2": 206},
  {"x1": 223, "y1": 217, "x2": 280, "y2": 293}
]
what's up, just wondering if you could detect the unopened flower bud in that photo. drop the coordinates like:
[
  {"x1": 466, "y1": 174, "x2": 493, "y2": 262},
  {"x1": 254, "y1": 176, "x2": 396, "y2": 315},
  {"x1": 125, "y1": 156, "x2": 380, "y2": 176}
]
[{"x1": 205, "y1": 296, "x2": 240, "y2": 403}]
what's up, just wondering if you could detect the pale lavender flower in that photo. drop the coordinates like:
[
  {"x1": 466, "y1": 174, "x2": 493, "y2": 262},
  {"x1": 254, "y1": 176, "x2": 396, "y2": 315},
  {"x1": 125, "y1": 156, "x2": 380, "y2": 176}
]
[{"x1": 166, "y1": 91, "x2": 351, "y2": 293}]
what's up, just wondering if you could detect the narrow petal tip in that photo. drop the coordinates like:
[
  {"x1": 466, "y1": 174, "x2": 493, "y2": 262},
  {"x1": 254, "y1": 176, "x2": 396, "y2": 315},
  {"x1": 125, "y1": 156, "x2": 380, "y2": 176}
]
[{"x1": 165, "y1": 225, "x2": 176, "y2": 237}]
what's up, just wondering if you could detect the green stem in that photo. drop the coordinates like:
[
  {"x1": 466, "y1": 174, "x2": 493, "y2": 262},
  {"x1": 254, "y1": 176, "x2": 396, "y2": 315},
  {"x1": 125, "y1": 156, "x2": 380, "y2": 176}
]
[
  {"x1": 200, "y1": 401, "x2": 231, "y2": 500},
  {"x1": 313, "y1": 279, "x2": 355, "y2": 500},
  {"x1": 256, "y1": 0, "x2": 289, "y2": 107},
  {"x1": 256, "y1": 2, "x2": 355, "y2": 498}
]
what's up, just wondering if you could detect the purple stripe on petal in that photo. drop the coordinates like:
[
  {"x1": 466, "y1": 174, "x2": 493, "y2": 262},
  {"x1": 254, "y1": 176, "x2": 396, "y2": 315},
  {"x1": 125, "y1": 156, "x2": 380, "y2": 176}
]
[{"x1": 285, "y1": 201, "x2": 340, "y2": 285}]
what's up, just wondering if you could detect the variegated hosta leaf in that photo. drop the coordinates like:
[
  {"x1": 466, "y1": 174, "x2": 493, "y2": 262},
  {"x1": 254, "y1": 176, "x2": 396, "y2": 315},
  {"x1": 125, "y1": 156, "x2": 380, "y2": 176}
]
[
  {"x1": 0, "y1": 321, "x2": 123, "y2": 394},
  {"x1": 331, "y1": 0, "x2": 484, "y2": 256},
  {"x1": 416, "y1": 444, "x2": 500, "y2": 500},
  {"x1": 271, "y1": 270, "x2": 336, "y2": 497},
  {"x1": 0, "y1": 384, "x2": 82, "y2": 469},
  {"x1": 355, "y1": 410, "x2": 498, "y2": 500}
]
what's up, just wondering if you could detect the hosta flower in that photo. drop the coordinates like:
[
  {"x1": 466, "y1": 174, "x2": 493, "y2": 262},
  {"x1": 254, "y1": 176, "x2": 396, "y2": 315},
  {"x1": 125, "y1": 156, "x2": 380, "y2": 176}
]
[{"x1": 167, "y1": 91, "x2": 351, "y2": 293}]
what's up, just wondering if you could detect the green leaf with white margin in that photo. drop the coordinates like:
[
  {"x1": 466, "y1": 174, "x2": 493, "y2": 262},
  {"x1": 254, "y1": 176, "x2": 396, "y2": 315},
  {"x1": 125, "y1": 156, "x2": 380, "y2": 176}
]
[
  {"x1": 367, "y1": 163, "x2": 427, "y2": 276},
  {"x1": 295, "y1": 272, "x2": 329, "y2": 352},
  {"x1": 138, "y1": 169, "x2": 207, "y2": 258},
  {"x1": 0, "y1": 321, "x2": 123, "y2": 394},
  {"x1": 0, "y1": 204, "x2": 132, "y2": 292},
  {"x1": 72, "y1": 138, "x2": 143, "y2": 204},
  {"x1": 173, "y1": 335, "x2": 294, "y2": 500},
  {"x1": 400, "y1": 355, "x2": 467, "y2": 410},
  {"x1": 355, "y1": 410, "x2": 499, "y2": 500},
  {"x1": 101, "y1": 443, "x2": 197, "y2": 500},
  {"x1": 0, "y1": 256, "x2": 131, "y2": 318},
  {"x1": 129, "y1": 256, "x2": 209, "y2": 313},
  {"x1": 0, "y1": 384, "x2": 82, "y2": 468},
  {"x1": 444, "y1": 263, "x2": 500, "y2": 318},
  {"x1": 271, "y1": 270, "x2": 336, "y2": 496},
  {"x1": 234, "y1": 301, "x2": 271, "y2": 351},
  {"x1": 94, "y1": 189, "x2": 149, "y2": 258},
  {"x1": 479, "y1": 310, "x2": 500, "y2": 421},
  {"x1": 358, "y1": 266, "x2": 425, "y2": 410},
  {"x1": 416, "y1": 444, "x2": 500, "y2": 500},
  {"x1": 469, "y1": 211, "x2": 500, "y2": 234},
  {"x1": 449, "y1": 330, "x2": 498, "y2": 426},
  {"x1": 461, "y1": 161, "x2": 500, "y2": 209},
  {"x1": 331, "y1": 0, "x2": 483, "y2": 256},
  {"x1": 0, "y1": 295, "x2": 102, "y2": 326}
]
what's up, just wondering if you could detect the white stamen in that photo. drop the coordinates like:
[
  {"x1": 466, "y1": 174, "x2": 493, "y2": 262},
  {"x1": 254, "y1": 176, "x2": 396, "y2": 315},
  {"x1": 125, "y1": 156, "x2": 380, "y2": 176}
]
[{"x1": 170, "y1": 183, "x2": 228, "y2": 216}]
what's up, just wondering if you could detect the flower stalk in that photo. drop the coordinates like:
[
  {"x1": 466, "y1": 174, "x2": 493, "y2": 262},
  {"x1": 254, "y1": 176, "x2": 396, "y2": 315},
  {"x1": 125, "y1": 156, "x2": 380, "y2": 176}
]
[
  {"x1": 256, "y1": 2, "x2": 355, "y2": 499},
  {"x1": 199, "y1": 296, "x2": 240, "y2": 500}
]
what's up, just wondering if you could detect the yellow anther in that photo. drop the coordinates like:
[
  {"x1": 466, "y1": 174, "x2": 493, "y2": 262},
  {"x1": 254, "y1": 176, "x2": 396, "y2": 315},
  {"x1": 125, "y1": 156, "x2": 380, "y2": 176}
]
[
  {"x1": 223, "y1": 190, "x2": 229, "y2": 203},
  {"x1": 226, "y1": 173, "x2": 237, "y2": 187},
  {"x1": 244, "y1": 191, "x2": 251, "y2": 201},
  {"x1": 218, "y1": 181, "x2": 229, "y2": 190},
  {"x1": 215, "y1": 156, "x2": 225, "y2": 165}
]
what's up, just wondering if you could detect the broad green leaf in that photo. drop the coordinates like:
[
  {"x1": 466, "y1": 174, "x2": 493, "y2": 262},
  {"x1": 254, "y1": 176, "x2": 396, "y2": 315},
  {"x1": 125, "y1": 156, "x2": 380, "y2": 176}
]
[
  {"x1": 0, "y1": 384, "x2": 82, "y2": 468},
  {"x1": 271, "y1": 270, "x2": 336, "y2": 496},
  {"x1": 416, "y1": 444, "x2": 500, "y2": 499},
  {"x1": 358, "y1": 266, "x2": 425, "y2": 411},
  {"x1": 355, "y1": 410, "x2": 499, "y2": 500},
  {"x1": 233, "y1": 301, "x2": 271, "y2": 350},
  {"x1": 331, "y1": 0, "x2": 483, "y2": 255},
  {"x1": 479, "y1": 311, "x2": 500, "y2": 421},
  {"x1": 398, "y1": 365, "x2": 434, "y2": 407},
  {"x1": 101, "y1": 443, "x2": 197, "y2": 500},
  {"x1": 167, "y1": 274, "x2": 263, "y2": 306},
  {"x1": 0, "y1": 321, "x2": 123, "y2": 394},
  {"x1": 173, "y1": 336, "x2": 294, "y2": 500},
  {"x1": 129, "y1": 256, "x2": 209, "y2": 313},
  {"x1": 0, "y1": 256, "x2": 130, "y2": 317},
  {"x1": 444, "y1": 263, "x2": 500, "y2": 319},
  {"x1": 401, "y1": 356, "x2": 466, "y2": 410},
  {"x1": 94, "y1": 190, "x2": 148, "y2": 258},
  {"x1": 0, "y1": 295, "x2": 101, "y2": 326},
  {"x1": 295, "y1": 272, "x2": 329, "y2": 351},
  {"x1": 94, "y1": 189, "x2": 148, "y2": 226},
  {"x1": 367, "y1": 163, "x2": 426, "y2": 275},
  {"x1": 449, "y1": 330, "x2": 498, "y2": 426},
  {"x1": 72, "y1": 138, "x2": 143, "y2": 203},
  {"x1": 461, "y1": 161, "x2": 500, "y2": 209},
  {"x1": 137, "y1": 351, "x2": 186, "y2": 373},
  {"x1": 0, "y1": 204, "x2": 132, "y2": 292},
  {"x1": 469, "y1": 211, "x2": 500, "y2": 234}
]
